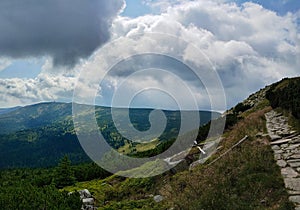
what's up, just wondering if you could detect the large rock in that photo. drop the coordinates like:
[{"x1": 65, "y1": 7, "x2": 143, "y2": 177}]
[
  {"x1": 281, "y1": 167, "x2": 298, "y2": 178},
  {"x1": 79, "y1": 189, "x2": 92, "y2": 199},
  {"x1": 69, "y1": 189, "x2": 96, "y2": 210},
  {"x1": 82, "y1": 198, "x2": 94, "y2": 205}
]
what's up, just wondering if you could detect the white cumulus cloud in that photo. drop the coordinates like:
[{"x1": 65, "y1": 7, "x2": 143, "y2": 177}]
[{"x1": 1, "y1": 0, "x2": 300, "y2": 110}]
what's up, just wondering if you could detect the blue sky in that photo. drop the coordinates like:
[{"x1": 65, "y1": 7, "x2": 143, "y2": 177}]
[
  {"x1": 122, "y1": 0, "x2": 152, "y2": 17},
  {"x1": 121, "y1": 0, "x2": 300, "y2": 17},
  {"x1": 0, "y1": 59, "x2": 44, "y2": 79}
]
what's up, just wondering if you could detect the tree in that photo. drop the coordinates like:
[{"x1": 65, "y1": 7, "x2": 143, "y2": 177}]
[{"x1": 54, "y1": 155, "x2": 76, "y2": 188}]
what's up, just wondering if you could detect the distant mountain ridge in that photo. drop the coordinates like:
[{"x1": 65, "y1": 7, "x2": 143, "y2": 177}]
[
  {"x1": 0, "y1": 102, "x2": 73, "y2": 134},
  {"x1": 0, "y1": 106, "x2": 21, "y2": 115},
  {"x1": 0, "y1": 102, "x2": 220, "y2": 168}
]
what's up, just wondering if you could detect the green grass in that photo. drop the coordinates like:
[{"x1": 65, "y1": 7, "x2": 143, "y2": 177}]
[
  {"x1": 242, "y1": 99, "x2": 270, "y2": 118},
  {"x1": 116, "y1": 159, "x2": 168, "y2": 178},
  {"x1": 63, "y1": 173, "x2": 164, "y2": 209},
  {"x1": 118, "y1": 139, "x2": 160, "y2": 155},
  {"x1": 160, "y1": 108, "x2": 293, "y2": 210},
  {"x1": 276, "y1": 107, "x2": 300, "y2": 133}
]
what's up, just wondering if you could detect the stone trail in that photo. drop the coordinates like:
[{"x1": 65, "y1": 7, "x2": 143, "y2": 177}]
[{"x1": 265, "y1": 110, "x2": 300, "y2": 210}]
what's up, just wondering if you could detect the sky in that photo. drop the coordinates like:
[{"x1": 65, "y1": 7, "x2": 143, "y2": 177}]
[{"x1": 0, "y1": 0, "x2": 299, "y2": 110}]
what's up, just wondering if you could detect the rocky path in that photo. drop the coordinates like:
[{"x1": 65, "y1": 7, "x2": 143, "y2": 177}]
[{"x1": 265, "y1": 110, "x2": 300, "y2": 209}]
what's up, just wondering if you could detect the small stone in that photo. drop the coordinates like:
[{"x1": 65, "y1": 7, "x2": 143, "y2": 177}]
[
  {"x1": 277, "y1": 160, "x2": 287, "y2": 168},
  {"x1": 260, "y1": 199, "x2": 266, "y2": 204},
  {"x1": 290, "y1": 131, "x2": 297, "y2": 135},
  {"x1": 283, "y1": 153, "x2": 292, "y2": 159},
  {"x1": 292, "y1": 138, "x2": 300, "y2": 144},
  {"x1": 274, "y1": 150, "x2": 284, "y2": 154},
  {"x1": 154, "y1": 195, "x2": 164, "y2": 203},
  {"x1": 270, "y1": 135, "x2": 282, "y2": 141},
  {"x1": 147, "y1": 194, "x2": 154, "y2": 198},
  {"x1": 256, "y1": 132, "x2": 263, "y2": 137},
  {"x1": 274, "y1": 154, "x2": 281, "y2": 160},
  {"x1": 271, "y1": 145, "x2": 280, "y2": 150},
  {"x1": 281, "y1": 167, "x2": 298, "y2": 178}
]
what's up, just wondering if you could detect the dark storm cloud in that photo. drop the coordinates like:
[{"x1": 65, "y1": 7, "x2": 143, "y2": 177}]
[{"x1": 0, "y1": 0, "x2": 124, "y2": 67}]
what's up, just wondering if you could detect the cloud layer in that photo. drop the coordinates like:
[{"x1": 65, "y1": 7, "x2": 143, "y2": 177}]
[
  {"x1": 0, "y1": 0, "x2": 124, "y2": 67},
  {"x1": 107, "y1": 0, "x2": 300, "y2": 108},
  {"x1": 0, "y1": 0, "x2": 299, "y2": 109}
]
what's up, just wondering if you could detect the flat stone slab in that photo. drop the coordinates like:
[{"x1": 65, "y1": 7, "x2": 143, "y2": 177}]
[
  {"x1": 289, "y1": 154, "x2": 300, "y2": 160},
  {"x1": 271, "y1": 139, "x2": 291, "y2": 145},
  {"x1": 288, "y1": 191, "x2": 300, "y2": 195},
  {"x1": 283, "y1": 153, "x2": 292, "y2": 159},
  {"x1": 271, "y1": 145, "x2": 280, "y2": 150},
  {"x1": 286, "y1": 144, "x2": 300, "y2": 150},
  {"x1": 269, "y1": 135, "x2": 282, "y2": 141},
  {"x1": 274, "y1": 154, "x2": 281, "y2": 160},
  {"x1": 288, "y1": 159, "x2": 300, "y2": 163},
  {"x1": 274, "y1": 150, "x2": 284, "y2": 154},
  {"x1": 266, "y1": 111, "x2": 300, "y2": 208},
  {"x1": 290, "y1": 131, "x2": 298, "y2": 135},
  {"x1": 289, "y1": 196, "x2": 300, "y2": 204},
  {"x1": 292, "y1": 138, "x2": 300, "y2": 144},
  {"x1": 281, "y1": 167, "x2": 298, "y2": 178},
  {"x1": 285, "y1": 178, "x2": 300, "y2": 191},
  {"x1": 288, "y1": 162, "x2": 300, "y2": 168}
]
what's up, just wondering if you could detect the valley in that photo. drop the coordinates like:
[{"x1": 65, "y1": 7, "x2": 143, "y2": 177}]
[{"x1": 0, "y1": 102, "x2": 219, "y2": 168}]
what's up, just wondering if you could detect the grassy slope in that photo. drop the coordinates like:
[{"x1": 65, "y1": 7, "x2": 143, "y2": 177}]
[
  {"x1": 63, "y1": 102, "x2": 293, "y2": 209},
  {"x1": 63, "y1": 175, "x2": 163, "y2": 209},
  {"x1": 117, "y1": 139, "x2": 160, "y2": 155},
  {"x1": 161, "y1": 107, "x2": 293, "y2": 209}
]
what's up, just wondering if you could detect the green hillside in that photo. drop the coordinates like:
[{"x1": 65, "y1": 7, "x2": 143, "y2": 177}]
[{"x1": 0, "y1": 102, "x2": 218, "y2": 168}]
